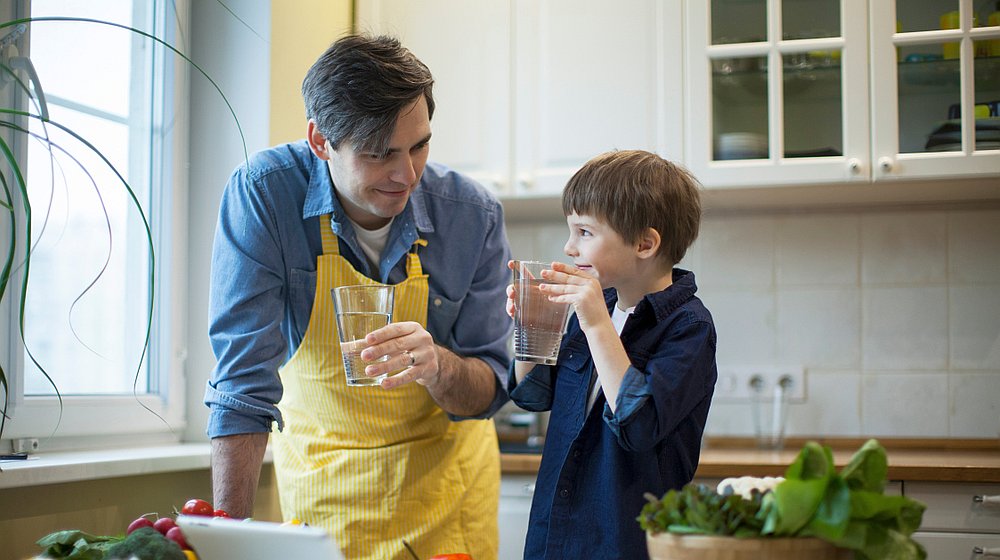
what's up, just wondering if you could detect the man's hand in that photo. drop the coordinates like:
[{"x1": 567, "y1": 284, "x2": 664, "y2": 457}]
[
  {"x1": 359, "y1": 320, "x2": 497, "y2": 416},
  {"x1": 360, "y1": 320, "x2": 441, "y2": 389}
]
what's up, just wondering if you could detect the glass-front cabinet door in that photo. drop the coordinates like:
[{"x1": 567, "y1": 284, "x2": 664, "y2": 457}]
[
  {"x1": 870, "y1": 0, "x2": 1000, "y2": 180},
  {"x1": 685, "y1": 0, "x2": 870, "y2": 187},
  {"x1": 686, "y1": 0, "x2": 1000, "y2": 189}
]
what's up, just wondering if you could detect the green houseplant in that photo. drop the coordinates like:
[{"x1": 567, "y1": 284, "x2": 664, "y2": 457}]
[{"x1": 0, "y1": 8, "x2": 248, "y2": 443}]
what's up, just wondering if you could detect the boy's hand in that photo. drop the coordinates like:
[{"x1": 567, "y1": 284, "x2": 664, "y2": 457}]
[
  {"x1": 505, "y1": 260, "x2": 518, "y2": 319},
  {"x1": 539, "y1": 261, "x2": 612, "y2": 333}
]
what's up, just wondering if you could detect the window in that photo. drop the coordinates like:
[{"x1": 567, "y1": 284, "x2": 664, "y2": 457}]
[{"x1": 1, "y1": 0, "x2": 187, "y2": 443}]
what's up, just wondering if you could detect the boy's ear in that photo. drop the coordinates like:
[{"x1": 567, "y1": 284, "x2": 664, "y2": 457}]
[{"x1": 636, "y1": 227, "x2": 661, "y2": 259}]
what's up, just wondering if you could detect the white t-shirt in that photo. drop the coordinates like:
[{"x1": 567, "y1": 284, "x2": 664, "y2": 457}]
[
  {"x1": 347, "y1": 216, "x2": 393, "y2": 273},
  {"x1": 586, "y1": 303, "x2": 635, "y2": 414}
]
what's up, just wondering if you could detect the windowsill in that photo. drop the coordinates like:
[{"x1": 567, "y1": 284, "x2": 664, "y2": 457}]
[{"x1": 0, "y1": 443, "x2": 273, "y2": 490}]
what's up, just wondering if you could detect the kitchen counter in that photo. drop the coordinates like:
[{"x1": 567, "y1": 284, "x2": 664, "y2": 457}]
[{"x1": 500, "y1": 438, "x2": 1000, "y2": 483}]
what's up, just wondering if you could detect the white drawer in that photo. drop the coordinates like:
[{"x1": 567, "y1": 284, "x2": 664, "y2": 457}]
[
  {"x1": 905, "y1": 482, "x2": 1000, "y2": 533},
  {"x1": 913, "y1": 531, "x2": 1000, "y2": 559}
]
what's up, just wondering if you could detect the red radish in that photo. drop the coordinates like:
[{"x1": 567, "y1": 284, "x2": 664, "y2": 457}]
[
  {"x1": 126, "y1": 517, "x2": 154, "y2": 535},
  {"x1": 153, "y1": 516, "x2": 177, "y2": 536},
  {"x1": 166, "y1": 526, "x2": 191, "y2": 550}
]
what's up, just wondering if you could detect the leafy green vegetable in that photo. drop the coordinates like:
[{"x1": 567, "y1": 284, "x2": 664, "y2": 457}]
[
  {"x1": 638, "y1": 484, "x2": 769, "y2": 537},
  {"x1": 638, "y1": 439, "x2": 927, "y2": 560},
  {"x1": 104, "y1": 527, "x2": 186, "y2": 560},
  {"x1": 35, "y1": 529, "x2": 122, "y2": 559}
]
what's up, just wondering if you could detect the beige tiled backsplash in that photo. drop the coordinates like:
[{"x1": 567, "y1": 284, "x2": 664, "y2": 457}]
[{"x1": 504, "y1": 205, "x2": 1000, "y2": 439}]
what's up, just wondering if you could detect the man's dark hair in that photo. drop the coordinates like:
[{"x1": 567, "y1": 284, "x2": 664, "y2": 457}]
[{"x1": 302, "y1": 34, "x2": 435, "y2": 154}]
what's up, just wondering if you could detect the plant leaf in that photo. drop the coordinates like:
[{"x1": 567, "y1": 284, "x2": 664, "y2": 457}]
[{"x1": 840, "y1": 438, "x2": 888, "y2": 493}]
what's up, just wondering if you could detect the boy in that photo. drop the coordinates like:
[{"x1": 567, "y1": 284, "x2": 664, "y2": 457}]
[{"x1": 506, "y1": 150, "x2": 718, "y2": 559}]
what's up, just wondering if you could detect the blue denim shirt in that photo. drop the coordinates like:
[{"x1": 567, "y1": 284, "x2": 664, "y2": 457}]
[
  {"x1": 205, "y1": 140, "x2": 513, "y2": 437},
  {"x1": 509, "y1": 269, "x2": 717, "y2": 560}
]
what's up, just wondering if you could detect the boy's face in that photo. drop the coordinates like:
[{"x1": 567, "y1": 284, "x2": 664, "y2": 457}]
[{"x1": 563, "y1": 212, "x2": 638, "y2": 289}]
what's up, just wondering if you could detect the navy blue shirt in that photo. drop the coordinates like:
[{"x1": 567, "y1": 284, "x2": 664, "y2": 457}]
[{"x1": 509, "y1": 269, "x2": 717, "y2": 560}]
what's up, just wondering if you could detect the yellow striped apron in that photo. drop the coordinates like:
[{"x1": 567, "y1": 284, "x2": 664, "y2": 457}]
[{"x1": 270, "y1": 215, "x2": 500, "y2": 560}]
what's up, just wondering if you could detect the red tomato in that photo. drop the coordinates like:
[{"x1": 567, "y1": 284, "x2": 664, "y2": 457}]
[
  {"x1": 213, "y1": 509, "x2": 231, "y2": 518},
  {"x1": 181, "y1": 498, "x2": 214, "y2": 517}
]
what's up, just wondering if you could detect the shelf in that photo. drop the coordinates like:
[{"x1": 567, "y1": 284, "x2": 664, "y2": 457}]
[
  {"x1": 712, "y1": 56, "x2": 1000, "y2": 98},
  {"x1": 898, "y1": 56, "x2": 1000, "y2": 93}
]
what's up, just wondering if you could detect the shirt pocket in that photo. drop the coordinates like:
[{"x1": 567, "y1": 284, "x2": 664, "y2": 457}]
[
  {"x1": 426, "y1": 289, "x2": 464, "y2": 345},
  {"x1": 555, "y1": 341, "x2": 592, "y2": 389},
  {"x1": 288, "y1": 267, "x2": 316, "y2": 339}
]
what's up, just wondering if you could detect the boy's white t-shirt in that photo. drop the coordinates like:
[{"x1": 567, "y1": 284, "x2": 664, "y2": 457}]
[{"x1": 586, "y1": 303, "x2": 635, "y2": 414}]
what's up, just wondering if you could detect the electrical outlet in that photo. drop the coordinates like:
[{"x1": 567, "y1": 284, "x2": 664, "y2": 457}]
[
  {"x1": 12, "y1": 438, "x2": 39, "y2": 454},
  {"x1": 714, "y1": 367, "x2": 806, "y2": 403}
]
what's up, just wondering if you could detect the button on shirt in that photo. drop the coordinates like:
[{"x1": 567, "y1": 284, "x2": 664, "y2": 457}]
[
  {"x1": 509, "y1": 269, "x2": 717, "y2": 560},
  {"x1": 204, "y1": 140, "x2": 514, "y2": 437}
]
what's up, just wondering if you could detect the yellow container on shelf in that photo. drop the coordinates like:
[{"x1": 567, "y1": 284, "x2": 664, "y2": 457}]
[{"x1": 941, "y1": 10, "x2": 985, "y2": 59}]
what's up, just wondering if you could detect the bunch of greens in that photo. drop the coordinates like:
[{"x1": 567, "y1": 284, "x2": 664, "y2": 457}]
[
  {"x1": 638, "y1": 439, "x2": 927, "y2": 560},
  {"x1": 34, "y1": 529, "x2": 122, "y2": 559},
  {"x1": 637, "y1": 483, "x2": 769, "y2": 537}
]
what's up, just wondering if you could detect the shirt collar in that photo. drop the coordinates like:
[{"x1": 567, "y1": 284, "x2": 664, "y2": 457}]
[
  {"x1": 302, "y1": 149, "x2": 434, "y2": 234},
  {"x1": 604, "y1": 268, "x2": 699, "y2": 320}
]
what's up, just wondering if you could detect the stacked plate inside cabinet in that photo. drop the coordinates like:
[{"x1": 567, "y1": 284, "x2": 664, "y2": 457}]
[{"x1": 925, "y1": 117, "x2": 1000, "y2": 151}]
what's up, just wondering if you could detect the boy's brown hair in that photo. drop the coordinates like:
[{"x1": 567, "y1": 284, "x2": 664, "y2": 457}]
[{"x1": 562, "y1": 150, "x2": 702, "y2": 266}]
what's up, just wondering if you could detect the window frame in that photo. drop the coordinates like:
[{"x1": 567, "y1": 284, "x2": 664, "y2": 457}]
[{"x1": 0, "y1": 0, "x2": 190, "y2": 445}]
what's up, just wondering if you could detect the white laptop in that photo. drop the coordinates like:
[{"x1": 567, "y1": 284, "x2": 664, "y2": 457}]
[{"x1": 176, "y1": 515, "x2": 345, "y2": 560}]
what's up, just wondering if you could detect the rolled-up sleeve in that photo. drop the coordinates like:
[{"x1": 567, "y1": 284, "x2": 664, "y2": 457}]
[
  {"x1": 205, "y1": 165, "x2": 288, "y2": 438},
  {"x1": 508, "y1": 362, "x2": 556, "y2": 412},
  {"x1": 603, "y1": 316, "x2": 716, "y2": 451}
]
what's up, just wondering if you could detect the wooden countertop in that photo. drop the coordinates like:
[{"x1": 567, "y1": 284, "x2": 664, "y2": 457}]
[{"x1": 500, "y1": 438, "x2": 1000, "y2": 483}]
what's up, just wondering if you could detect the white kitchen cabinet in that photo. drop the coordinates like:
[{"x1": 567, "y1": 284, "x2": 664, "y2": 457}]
[
  {"x1": 905, "y1": 481, "x2": 1000, "y2": 559},
  {"x1": 356, "y1": 0, "x2": 684, "y2": 198},
  {"x1": 355, "y1": 0, "x2": 512, "y2": 194},
  {"x1": 359, "y1": 0, "x2": 999, "y2": 205},
  {"x1": 684, "y1": 0, "x2": 1000, "y2": 189},
  {"x1": 499, "y1": 474, "x2": 535, "y2": 560}
]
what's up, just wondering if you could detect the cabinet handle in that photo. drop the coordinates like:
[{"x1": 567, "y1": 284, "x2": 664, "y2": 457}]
[
  {"x1": 847, "y1": 158, "x2": 862, "y2": 174},
  {"x1": 877, "y1": 157, "x2": 894, "y2": 173},
  {"x1": 973, "y1": 494, "x2": 1000, "y2": 507},
  {"x1": 973, "y1": 546, "x2": 1000, "y2": 557}
]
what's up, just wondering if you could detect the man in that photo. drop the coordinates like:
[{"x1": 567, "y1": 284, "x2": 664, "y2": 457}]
[{"x1": 205, "y1": 34, "x2": 512, "y2": 560}]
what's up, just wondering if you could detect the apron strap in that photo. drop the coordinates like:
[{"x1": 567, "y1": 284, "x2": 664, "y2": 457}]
[
  {"x1": 320, "y1": 214, "x2": 340, "y2": 256},
  {"x1": 407, "y1": 238, "x2": 428, "y2": 277}
]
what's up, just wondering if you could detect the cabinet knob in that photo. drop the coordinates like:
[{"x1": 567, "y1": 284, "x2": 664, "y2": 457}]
[
  {"x1": 973, "y1": 546, "x2": 1000, "y2": 557},
  {"x1": 973, "y1": 494, "x2": 1000, "y2": 506},
  {"x1": 847, "y1": 158, "x2": 862, "y2": 174},
  {"x1": 877, "y1": 157, "x2": 894, "y2": 173}
]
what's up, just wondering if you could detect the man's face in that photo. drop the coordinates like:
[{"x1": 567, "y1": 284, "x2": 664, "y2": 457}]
[{"x1": 318, "y1": 96, "x2": 432, "y2": 230}]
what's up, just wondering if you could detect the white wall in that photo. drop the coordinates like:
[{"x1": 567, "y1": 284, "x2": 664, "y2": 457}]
[
  {"x1": 507, "y1": 203, "x2": 1000, "y2": 439},
  {"x1": 184, "y1": 1, "x2": 272, "y2": 442}
]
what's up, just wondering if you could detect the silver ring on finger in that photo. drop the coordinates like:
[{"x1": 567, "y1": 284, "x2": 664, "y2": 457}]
[{"x1": 403, "y1": 349, "x2": 416, "y2": 367}]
